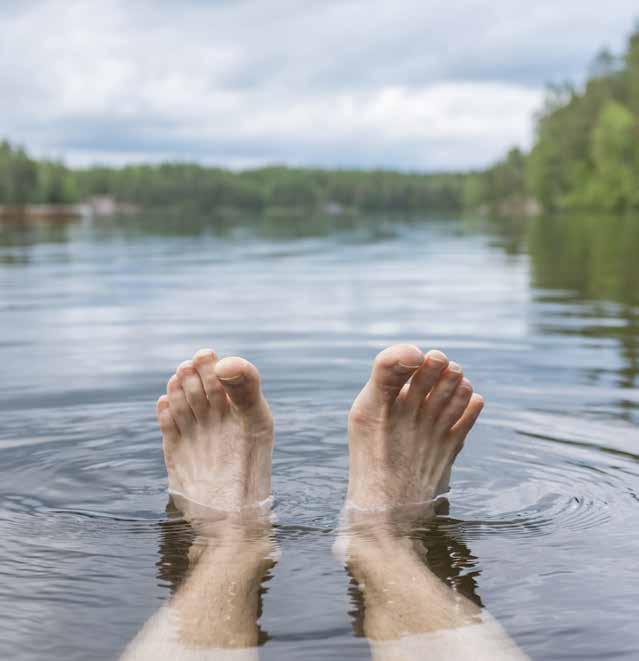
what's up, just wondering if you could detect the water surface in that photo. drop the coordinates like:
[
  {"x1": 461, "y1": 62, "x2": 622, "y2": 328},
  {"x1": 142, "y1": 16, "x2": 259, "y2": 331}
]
[{"x1": 0, "y1": 212, "x2": 638, "y2": 660}]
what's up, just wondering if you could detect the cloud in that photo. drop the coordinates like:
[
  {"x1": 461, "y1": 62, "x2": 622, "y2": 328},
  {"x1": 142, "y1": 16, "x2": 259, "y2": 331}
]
[{"x1": 0, "y1": 0, "x2": 636, "y2": 170}]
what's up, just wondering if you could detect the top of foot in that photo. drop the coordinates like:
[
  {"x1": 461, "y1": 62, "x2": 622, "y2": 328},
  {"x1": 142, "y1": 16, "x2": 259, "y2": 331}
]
[
  {"x1": 156, "y1": 349, "x2": 274, "y2": 518},
  {"x1": 346, "y1": 344, "x2": 484, "y2": 512}
]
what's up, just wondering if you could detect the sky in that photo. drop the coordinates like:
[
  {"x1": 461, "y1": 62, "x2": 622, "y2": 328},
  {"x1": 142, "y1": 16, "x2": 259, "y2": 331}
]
[{"x1": 0, "y1": 0, "x2": 637, "y2": 171}]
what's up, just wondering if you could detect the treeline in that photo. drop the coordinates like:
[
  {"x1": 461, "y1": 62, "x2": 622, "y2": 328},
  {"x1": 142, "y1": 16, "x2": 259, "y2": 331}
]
[
  {"x1": 471, "y1": 25, "x2": 639, "y2": 213},
  {"x1": 0, "y1": 141, "x2": 79, "y2": 206},
  {"x1": 1, "y1": 141, "x2": 467, "y2": 214},
  {"x1": 77, "y1": 164, "x2": 467, "y2": 213}
]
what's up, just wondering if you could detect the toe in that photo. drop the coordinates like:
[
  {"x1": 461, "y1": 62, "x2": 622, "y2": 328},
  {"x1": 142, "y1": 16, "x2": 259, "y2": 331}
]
[
  {"x1": 365, "y1": 344, "x2": 425, "y2": 410},
  {"x1": 192, "y1": 348, "x2": 227, "y2": 408},
  {"x1": 156, "y1": 395, "x2": 179, "y2": 441},
  {"x1": 449, "y1": 393, "x2": 484, "y2": 443},
  {"x1": 405, "y1": 349, "x2": 449, "y2": 407},
  {"x1": 215, "y1": 356, "x2": 264, "y2": 413},
  {"x1": 157, "y1": 395, "x2": 179, "y2": 468},
  {"x1": 177, "y1": 360, "x2": 210, "y2": 420},
  {"x1": 434, "y1": 377, "x2": 474, "y2": 435},
  {"x1": 420, "y1": 362, "x2": 464, "y2": 422},
  {"x1": 166, "y1": 374, "x2": 195, "y2": 432}
]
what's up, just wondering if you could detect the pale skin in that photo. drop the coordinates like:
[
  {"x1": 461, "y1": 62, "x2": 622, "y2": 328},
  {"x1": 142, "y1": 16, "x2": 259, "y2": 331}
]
[
  {"x1": 121, "y1": 350, "x2": 275, "y2": 660},
  {"x1": 341, "y1": 344, "x2": 527, "y2": 660},
  {"x1": 121, "y1": 344, "x2": 526, "y2": 660}
]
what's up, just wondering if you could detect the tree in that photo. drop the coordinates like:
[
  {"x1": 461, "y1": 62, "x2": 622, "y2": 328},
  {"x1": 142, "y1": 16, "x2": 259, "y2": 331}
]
[{"x1": 586, "y1": 100, "x2": 638, "y2": 211}]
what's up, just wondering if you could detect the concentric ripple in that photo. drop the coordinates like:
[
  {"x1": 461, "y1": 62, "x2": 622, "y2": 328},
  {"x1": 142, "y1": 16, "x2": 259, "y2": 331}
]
[{"x1": 447, "y1": 412, "x2": 639, "y2": 543}]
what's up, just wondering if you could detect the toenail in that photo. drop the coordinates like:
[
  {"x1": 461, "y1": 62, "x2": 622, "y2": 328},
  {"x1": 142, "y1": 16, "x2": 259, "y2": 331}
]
[
  {"x1": 447, "y1": 362, "x2": 462, "y2": 373},
  {"x1": 194, "y1": 349, "x2": 215, "y2": 361},
  {"x1": 427, "y1": 351, "x2": 447, "y2": 366},
  {"x1": 218, "y1": 373, "x2": 245, "y2": 384},
  {"x1": 396, "y1": 361, "x2": 423, "y2": 372}
]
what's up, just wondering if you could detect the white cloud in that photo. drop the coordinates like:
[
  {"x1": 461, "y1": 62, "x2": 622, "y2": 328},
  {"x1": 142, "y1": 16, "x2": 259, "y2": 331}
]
[{"x1": 0, "y1": 0, "x2": 636, "y2": 169}]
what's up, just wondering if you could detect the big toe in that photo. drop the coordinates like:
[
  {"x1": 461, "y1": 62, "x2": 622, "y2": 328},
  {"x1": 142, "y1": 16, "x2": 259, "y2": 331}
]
[
  {"x1": 215, "y1": 357, "x2": 270, "y2": 418},
  {"x1": 358, "y1": 344, "x2": 425, "y2": 412}
]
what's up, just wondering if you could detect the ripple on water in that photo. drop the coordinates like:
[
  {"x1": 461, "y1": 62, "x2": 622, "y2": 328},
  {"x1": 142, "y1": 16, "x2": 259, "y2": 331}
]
[{"x1": 448, "y1": 411, "x2": 639, "y2": 543}]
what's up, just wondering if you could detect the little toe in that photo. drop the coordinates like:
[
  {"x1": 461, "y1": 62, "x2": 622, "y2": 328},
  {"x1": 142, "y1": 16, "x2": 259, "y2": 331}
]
[
  {"x1": 157, "y1": 395, "x2": 179, "y2": 469},
  {"x1": 156, "y1": 395, "x2": 179, "y2": 441},
  {"x1": 177, "y1": 360, "x2": 210, "y2": 420},
  {"x1": 215, "y1": 356, "x2": 265, "y2": 414},
  {"x1": 405, "y1": 349, "x2": 449, "y2": 407},
  {"x1": 434, "y1": 377, "x2": 474, "y2": 436},
  {"x1": 420, "y1": 362, "x2": 464, "y2": 422},
  {"x1": 192, "y1": 348, "x2": 227, "y2": 408},
  {"x1": 362, "y1": 344, "x2": 425, "y2": 410},
  {"x1": 167, "y1": 374, "x2": 195, "y2": 432},
  {"x1": 449, "y1": 394, "x2": 485, "y2": 443}
]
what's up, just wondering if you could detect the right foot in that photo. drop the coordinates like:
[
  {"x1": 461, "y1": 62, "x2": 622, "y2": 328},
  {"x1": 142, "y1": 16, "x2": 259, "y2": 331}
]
[
  {"x1": 156, "y1": 349, "x2": 274, "y2": 518},
  {"x1": 346, "y1": 344, "x2": 484, "y2": 511}
]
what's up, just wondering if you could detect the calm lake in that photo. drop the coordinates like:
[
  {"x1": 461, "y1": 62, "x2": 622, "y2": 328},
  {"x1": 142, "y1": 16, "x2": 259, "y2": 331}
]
[{"x1": 0, "y1": 212, "x2": 638, "y2": 660}]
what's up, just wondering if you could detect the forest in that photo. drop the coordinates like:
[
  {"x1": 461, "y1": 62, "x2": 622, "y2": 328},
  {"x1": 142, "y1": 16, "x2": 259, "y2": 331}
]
[
  {"x1": 471, "y1": 25, "x2": 639, "y2": 213},
  {"x1": 0, "y1": 142, "x2": 467, "y2": 214}
]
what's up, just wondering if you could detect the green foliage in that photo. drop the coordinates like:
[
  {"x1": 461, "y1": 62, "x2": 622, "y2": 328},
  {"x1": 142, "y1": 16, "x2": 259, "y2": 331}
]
[
  {"x1": 471, "y1": 25, "x2": 639, "y2": 214},
  {"x1": 36, "y1": 161, "x2": 80, "y2": 204},
  {"x1": 72, "y1": 163, "x2": 469, "y2": 214},
  {"x1": 0, "y1": 140, "x2": 78, "y2": 206},
  {"x1": 526, "y1": 26, "x2": 639, "y2": 212},
  {"x1": 582, "y1": 101, "x2": 638, "y2": 210},
  {"x1": 0, "y1": 138, "x2": 469, "y2": 213},
  {"x1": 474, "y1": 148, "x2": 528, "y2": 212},
  {"x1": 625, "y1": 24, "x2": 639, "y2": 115}
]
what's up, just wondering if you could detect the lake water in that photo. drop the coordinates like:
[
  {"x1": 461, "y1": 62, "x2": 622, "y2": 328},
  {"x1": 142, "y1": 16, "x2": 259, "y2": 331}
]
[{"x1": 0, "y1": 212, "x2": 638, "y2": 660}]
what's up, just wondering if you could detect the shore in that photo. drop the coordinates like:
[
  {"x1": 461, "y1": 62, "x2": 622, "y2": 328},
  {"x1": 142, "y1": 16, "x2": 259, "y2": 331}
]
[
  {"x1": 0, "y1": 204, "x2": 84, "y2": 221},
  {"x1": 0, "y1": 197, "x2": 140, "y2": 222}
]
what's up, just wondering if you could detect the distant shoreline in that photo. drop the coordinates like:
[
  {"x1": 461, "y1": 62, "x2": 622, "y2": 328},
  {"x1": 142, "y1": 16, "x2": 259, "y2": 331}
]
[
  {"x1": 0, "y1": 204, "x2": 84, "y2": 221},
  {"x1": 0, "y1": 197, "x2": 139, "y2": 221}
]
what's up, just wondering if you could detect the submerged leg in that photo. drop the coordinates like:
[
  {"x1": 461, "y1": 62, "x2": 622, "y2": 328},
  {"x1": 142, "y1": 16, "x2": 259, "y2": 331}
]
[{"x1": 121, "y1": 350, "x2": 276, "y2": 660}]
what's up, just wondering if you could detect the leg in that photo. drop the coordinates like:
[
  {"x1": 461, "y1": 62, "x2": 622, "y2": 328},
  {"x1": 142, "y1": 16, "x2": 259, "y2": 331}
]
[
  {"x1": 121, "y1": 350, "x2": 276, "y2": 660},
  {"x1": 339, "y1": 345, "x2": 527, "y2": 660}
]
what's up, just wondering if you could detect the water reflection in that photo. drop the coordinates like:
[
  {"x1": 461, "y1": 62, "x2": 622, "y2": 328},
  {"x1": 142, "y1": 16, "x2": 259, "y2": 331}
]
[
  {"x1": 91, "y1": 208, "x2": 413, "y2": 244},
  {"x1": 0, "y1": 216, "x2": 80, "y2": 264},
  {"x1": 529, "y1": 214, "x2": 639, "y2": 306},
  {"x1": 527, "y1": 214, "x2": 639, "y2": 400}
]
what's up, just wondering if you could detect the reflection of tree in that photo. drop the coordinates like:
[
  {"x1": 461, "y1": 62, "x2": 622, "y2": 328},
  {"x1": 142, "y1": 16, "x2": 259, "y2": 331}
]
[
  {"x1": 528, "y1": 214, "x2": 639, "y2": 304},
  {"x1": 527, "y1": 213, "x2": 639, "y2": 391},
  {"x1": 0, "y1": 217, "x2": 78, "y2": 264},
  {"x1": 92, "y1": 208, "x2": 413, "y2": 241},
  {"x1": 475, "y1": 215, "x2": 528, "y2": 255}
]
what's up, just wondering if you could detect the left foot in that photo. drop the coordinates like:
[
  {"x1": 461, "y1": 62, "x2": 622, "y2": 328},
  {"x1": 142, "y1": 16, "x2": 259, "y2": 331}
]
[
  {"x1": 156, "y1": 349, "x2": 274, "y2": 518},
  {"x1": 346, "y1": 344, "x2": 484, "y2": 511}
]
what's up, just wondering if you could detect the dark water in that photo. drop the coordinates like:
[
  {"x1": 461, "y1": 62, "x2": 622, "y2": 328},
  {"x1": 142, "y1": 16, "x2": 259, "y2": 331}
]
[{"x1": 0, "y1": 212, "x2": 638, "y2": 660}]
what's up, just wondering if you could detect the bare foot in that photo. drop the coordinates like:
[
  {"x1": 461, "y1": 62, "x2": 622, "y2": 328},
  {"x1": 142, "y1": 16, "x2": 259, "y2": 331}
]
[
  {"x1": 346, "y1": 344, "x2": 484, "y2": 511},
  {"x1": 156, "y1": 349, "x2": 274, "y2": 517}
]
